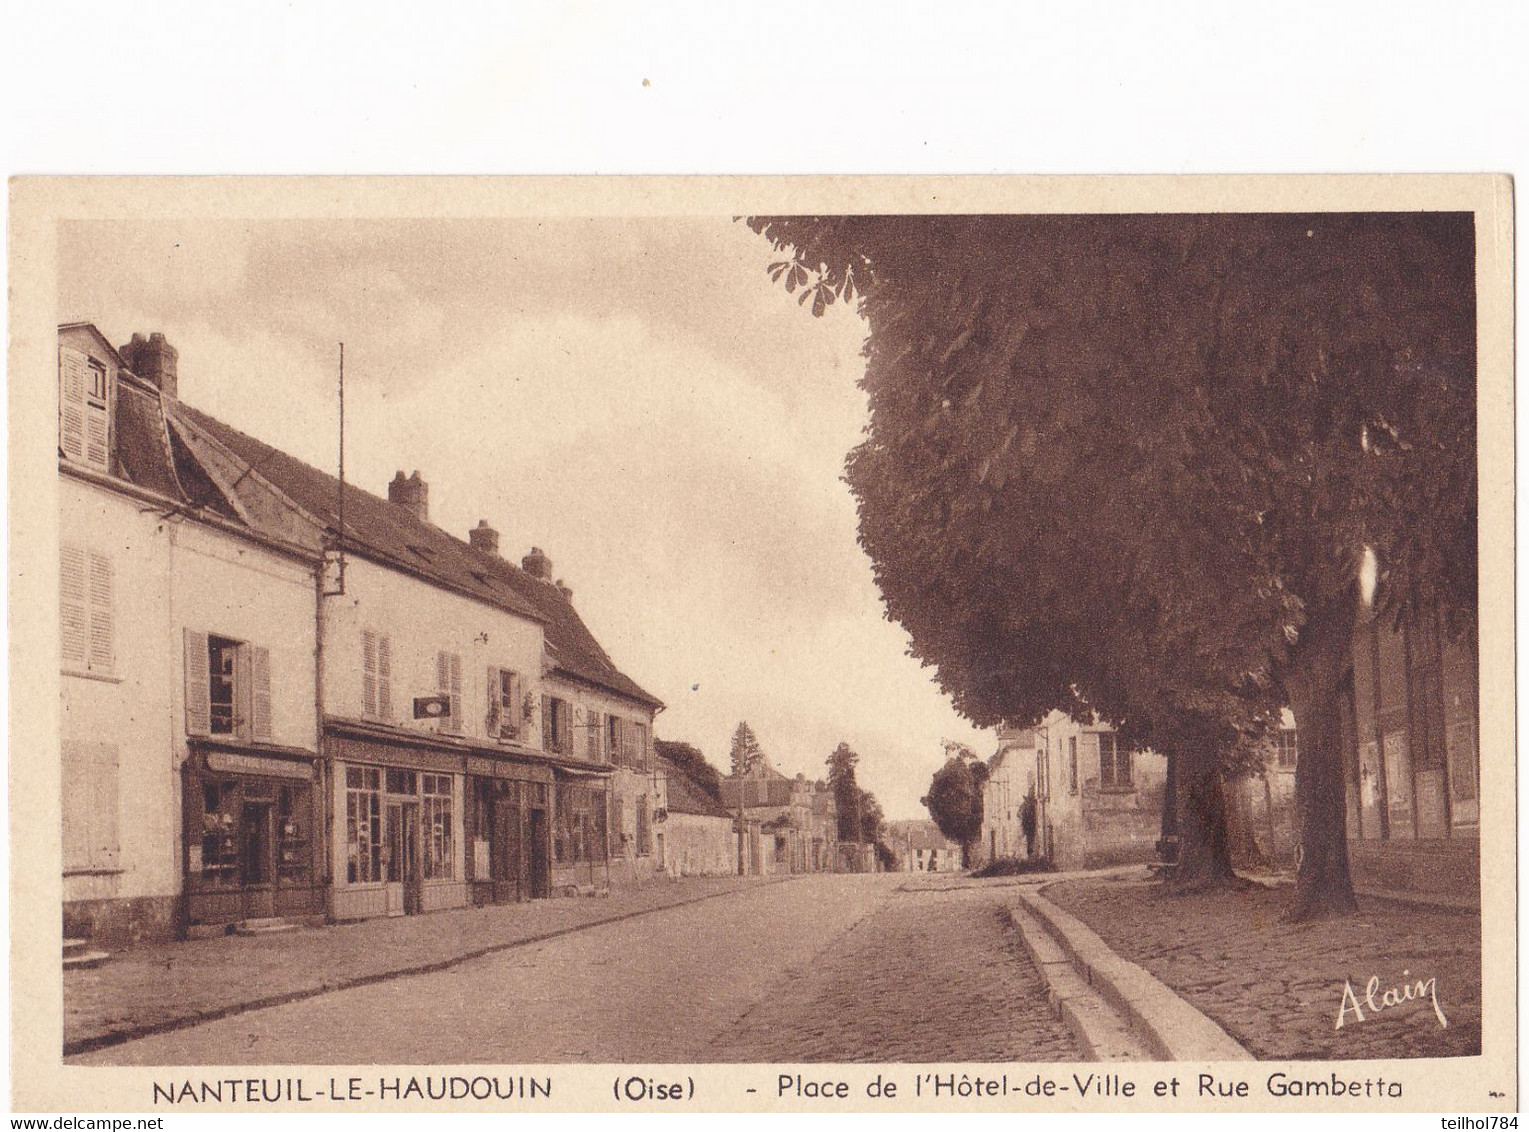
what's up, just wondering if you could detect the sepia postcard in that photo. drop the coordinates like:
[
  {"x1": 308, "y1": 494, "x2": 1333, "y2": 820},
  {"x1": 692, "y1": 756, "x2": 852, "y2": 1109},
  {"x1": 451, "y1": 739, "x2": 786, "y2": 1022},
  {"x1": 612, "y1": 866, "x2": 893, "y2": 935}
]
[{"x1": 7, "y1": 175, "x2": 1516, "y2": 1114}]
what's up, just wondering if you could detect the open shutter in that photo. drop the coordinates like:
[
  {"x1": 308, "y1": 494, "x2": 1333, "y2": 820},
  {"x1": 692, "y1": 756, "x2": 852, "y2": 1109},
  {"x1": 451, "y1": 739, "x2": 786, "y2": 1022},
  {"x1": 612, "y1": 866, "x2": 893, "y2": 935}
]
[
  {"x1": 250, "y1": 645, "x2": 272, "y2": 740},
  {"x1": 61, "y1": 741, "x2": 89, "y2": 870},
  {"x1": 58, "y1": 346, "x2": 88, "y2": 463},
  {"x1": 60, "y1": 546, "x2": 88, "y2": 670},
  {"x1": 486, "y1": 666, "x2": 501, "y2": 736},
  {"x1": 378, "y1": 634, "x2": 392, "y2": 719},
  {"x1": 362, "y1": 630, "x2": 378, "y2": 716},
  {"x1": 234, "y1": 644, "x2": 254, "y2": 739},
  {"x1": 86, "y1": 552, "x2": 113, "y2": 672},
  {"x1": 450, "y1": 653, "x2": 462, "y2": 733},
  {"x1": 542, "y1": 694, "x2": 553, "y2": 750},
  {"x1": 587, "y1": 710, "x2": 603, "y2": 761},
  {"x1": 184, "y1": 630, "x2": 211, "y2": 735},
  {"x1": 85, "y1": 395, "x2": 110, "y2": 470}
]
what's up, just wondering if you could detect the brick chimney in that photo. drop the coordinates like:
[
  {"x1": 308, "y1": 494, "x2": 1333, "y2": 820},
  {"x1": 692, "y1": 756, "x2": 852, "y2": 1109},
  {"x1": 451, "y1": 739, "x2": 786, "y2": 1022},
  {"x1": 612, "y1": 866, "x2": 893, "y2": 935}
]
[
  {"x1": 119, "y1": 331, "x2": 179, "y2": 399},
  {"x1": 555, "y1": 578, "x2": 573, "y2": 600},
  {"x1": 469, "y1": 519, "x2": 500, "y2": 556},
  {"x1": 388, "y1": 470, "x2": 429, "y2": 522},
  {"x1": 521, "y1": 546, "x2": 552, "y2": 580}
]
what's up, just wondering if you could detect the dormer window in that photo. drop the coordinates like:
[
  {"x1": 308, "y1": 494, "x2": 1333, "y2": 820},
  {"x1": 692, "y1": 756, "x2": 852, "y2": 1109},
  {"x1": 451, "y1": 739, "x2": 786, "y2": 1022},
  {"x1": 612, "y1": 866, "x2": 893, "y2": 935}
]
[{"x1": 59, "y1": 346, "x2": 110, "y2": 472}]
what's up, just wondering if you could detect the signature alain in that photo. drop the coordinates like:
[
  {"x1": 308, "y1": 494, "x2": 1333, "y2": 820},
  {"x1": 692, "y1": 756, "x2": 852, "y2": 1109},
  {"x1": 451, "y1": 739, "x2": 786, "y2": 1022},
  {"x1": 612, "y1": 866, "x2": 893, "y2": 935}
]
[{"x1": 1335, "y1": 970, "x2": 1448, "y2": 1030}]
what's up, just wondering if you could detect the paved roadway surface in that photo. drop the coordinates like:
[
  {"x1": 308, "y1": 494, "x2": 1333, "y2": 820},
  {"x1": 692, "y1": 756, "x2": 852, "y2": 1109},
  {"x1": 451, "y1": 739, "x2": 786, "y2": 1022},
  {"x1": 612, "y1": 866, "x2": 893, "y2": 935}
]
[{"x1": 75, "y1": 874, "x2": 1080, "y2": 1065}]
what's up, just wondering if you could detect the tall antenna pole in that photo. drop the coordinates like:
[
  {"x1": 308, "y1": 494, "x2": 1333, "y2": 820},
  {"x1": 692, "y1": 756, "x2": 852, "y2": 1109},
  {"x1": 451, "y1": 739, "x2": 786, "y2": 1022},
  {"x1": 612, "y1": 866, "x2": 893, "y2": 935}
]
[{"x1": 334, "y1": 342, "x2": 347, "y2": 595}]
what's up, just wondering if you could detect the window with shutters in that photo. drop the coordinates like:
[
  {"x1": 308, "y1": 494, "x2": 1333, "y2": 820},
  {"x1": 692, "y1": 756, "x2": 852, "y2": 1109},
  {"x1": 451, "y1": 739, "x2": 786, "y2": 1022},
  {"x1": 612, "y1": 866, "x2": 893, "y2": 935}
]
[
  {"x1": 362, "y1": 631, "x2": 393, "y2": 721},
  {"x1": 486, "y1": 667, "x2": 521, "y2": 740},
  {"x1": 61, "y1": 740, "x2": 120, "y2": 872},
  {"x1": 608, "y1": 715, "x2": 628, "y2": 767},
  {"x1": 586, "y1": 709, "x2": 605, "y2": 762},
  {"x1": 436, "y1": 651, "x2": 463, "y2": 733},
  {"x1": 1097, "y1": 732, "x2": 1134, "y2": 790},
  {"x1": 633, "y1": 722, "x2": 649, "y2": 771},
  {"x1": 58, "y1": 346, "x2": 110, "y2": 472},
  {"x1": 60, "y1": 545, "x2": 114, "y2": 675},
  {"x1": 543, "y1": 695, "x2": 572, "y2": 754},
  {"x1": 184, "y1": 630, "x2": 273, "y2": 742}
]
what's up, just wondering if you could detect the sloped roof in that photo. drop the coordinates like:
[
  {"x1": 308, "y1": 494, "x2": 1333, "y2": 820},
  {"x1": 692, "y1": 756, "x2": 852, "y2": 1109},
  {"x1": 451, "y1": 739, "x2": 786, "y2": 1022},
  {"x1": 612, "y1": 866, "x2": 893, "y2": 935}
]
[
  {"x1": 112, "y1": 381, "x2": 194, "y2": 502},
  {"x1": 169, "y1": 401, "x2": 662, "y2": 710},
  {"x1": 886, "y1": 819, "x2": 960, "y2": 853},
  {"x1": 657, "y1": 752, "x2": 730, "y2": 818}
]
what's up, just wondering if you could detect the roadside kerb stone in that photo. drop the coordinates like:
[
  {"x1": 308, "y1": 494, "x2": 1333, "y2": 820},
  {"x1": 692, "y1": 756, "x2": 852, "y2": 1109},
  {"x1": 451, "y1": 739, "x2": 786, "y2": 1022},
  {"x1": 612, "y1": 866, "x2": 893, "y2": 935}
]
[
  {"x1": 1017, "y1": 884, "x2": 1254, "y2": 1062},
  {"x1": 1006, "y1": 904, "x2": 1147, "y2": 1061}
]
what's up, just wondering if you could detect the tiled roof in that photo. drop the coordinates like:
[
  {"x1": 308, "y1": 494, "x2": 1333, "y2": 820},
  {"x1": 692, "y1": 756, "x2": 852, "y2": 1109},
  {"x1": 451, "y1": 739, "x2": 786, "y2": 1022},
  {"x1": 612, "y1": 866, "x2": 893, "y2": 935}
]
[
  {"x1": 657, "y1": 752, "x2": 730, "y2": 818},
  {"x1": 886, "y1": 820, "x2": 960, "y2": 853},
  {"x1": 111, "y1": 381, "x2": 196, "y2": 503},
  {"x1": 168, "y1": 401, "x2": 662, "y2": 710}
]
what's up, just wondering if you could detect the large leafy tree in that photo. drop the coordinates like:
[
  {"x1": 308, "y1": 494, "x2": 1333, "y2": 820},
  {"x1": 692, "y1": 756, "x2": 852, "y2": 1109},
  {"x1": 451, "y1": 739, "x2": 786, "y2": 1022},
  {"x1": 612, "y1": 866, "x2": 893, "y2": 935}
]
[
  {"x1": 750, "y1": 213, "x2": 1475, "y2": 920},
  {"x1": 922, "y1": 750, "x2": 989, "y2": 862},
  {"x1": 655, "y1": 739, "x2": 724, "y2": 802}
]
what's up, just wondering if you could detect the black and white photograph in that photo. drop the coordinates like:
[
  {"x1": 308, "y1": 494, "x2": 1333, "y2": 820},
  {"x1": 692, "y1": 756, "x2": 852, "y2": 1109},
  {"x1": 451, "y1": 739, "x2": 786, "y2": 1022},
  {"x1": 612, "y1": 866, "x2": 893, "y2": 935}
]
[{"x1": 7, "y1": 173, "x2": 1512, "y2": 1117}]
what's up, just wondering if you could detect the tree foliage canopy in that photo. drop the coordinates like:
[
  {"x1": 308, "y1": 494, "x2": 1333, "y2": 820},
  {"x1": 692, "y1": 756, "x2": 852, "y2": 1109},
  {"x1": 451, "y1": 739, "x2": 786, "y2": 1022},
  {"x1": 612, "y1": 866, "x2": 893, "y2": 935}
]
[
  {"x1": 750, "y1": 213, "x2": 1476, "y2": 916},
  {"x1": 923, "y1": 752, "x2": 989, "y2": 846},
  {"x1": 729, "y1": 721, "x2": 763, "y2": 777}
]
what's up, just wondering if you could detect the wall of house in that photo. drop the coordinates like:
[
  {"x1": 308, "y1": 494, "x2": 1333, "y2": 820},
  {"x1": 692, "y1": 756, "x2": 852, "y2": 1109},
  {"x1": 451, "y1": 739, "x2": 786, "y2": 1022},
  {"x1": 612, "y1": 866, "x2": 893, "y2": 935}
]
[
  {"x1": 1040, "y1": 716, "x2": 1167, "y2": 871},
  {"x1": 663, "y1": 813, "x2": 737, "y2": 877},
  {"x1": 60, "y1": 478, "x2": 318, "y2": 945},
  {"x1": 978, "y1": 748, "x2": 1033, "y2": 865},
  {"x1": 321, "y1": 556, "x2": 544, "y2": 743}
]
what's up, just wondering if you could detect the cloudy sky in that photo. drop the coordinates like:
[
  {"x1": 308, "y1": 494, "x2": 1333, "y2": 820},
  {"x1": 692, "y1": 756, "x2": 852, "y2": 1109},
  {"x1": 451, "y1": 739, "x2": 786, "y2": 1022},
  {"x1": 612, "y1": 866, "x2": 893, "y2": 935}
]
[{"x1": 58, "y1": 216, "x2": 995, "y2": 818}]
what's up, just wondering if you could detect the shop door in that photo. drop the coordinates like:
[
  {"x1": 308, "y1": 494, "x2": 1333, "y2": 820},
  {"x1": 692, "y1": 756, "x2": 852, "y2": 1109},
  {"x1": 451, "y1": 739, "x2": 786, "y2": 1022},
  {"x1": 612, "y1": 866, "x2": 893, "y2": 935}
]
[
  {"x1": 527, "y1": 807, "x2": 550, "y2": 898},
  {"x1": 493, "y1": 797, "x2": 522, "y2": 903},
  {"x1": 386, "y1": 801, "x2": 420, "y2": 915},
  {"x1": 239, "y1": 802, "x2": 276, "y2": 918}
]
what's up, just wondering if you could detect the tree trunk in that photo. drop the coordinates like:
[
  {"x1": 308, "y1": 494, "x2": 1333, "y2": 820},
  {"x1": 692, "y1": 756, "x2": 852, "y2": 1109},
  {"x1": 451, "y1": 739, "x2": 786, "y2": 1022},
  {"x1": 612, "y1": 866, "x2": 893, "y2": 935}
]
[
  {"x1": 1169, "y1": 737, "x2": 1237, "y2": 889},
  {"x1": 1284, "y1": 591, "x2": 1359, "y2": 921},
  {"x1": 1226, "y1": 775, "x2": 1266, "y2": 869}
]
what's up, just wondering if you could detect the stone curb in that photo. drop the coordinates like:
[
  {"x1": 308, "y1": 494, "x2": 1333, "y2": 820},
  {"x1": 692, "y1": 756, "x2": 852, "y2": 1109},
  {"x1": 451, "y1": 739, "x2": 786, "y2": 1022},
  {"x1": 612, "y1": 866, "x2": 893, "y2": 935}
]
[
  {"x1": 65, "y1": 875, "x2": 798, "y2": 1058},
  {"x1": 1016, "y1": 885, "x2": 1254, "y2": 1062}
]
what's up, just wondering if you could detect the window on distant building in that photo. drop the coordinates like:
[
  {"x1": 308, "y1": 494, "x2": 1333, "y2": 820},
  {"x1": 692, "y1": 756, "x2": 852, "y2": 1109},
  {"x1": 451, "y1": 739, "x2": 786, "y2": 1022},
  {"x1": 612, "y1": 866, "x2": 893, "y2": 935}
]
[
  {"x1": 1097, "y1": 732, "x2": 1133, "y2": 789},
  {"x1": 60, "y1": 545, "x2": 114, "y2": 676},
  {"x1": 59, "y1": 346, "x2": 110, "y2": 472},
  {"x1": 486, "y1": 666, "x2": 522, "y2": 740},
  {"x1": 362, "y1": 630, "x2": 393, "y2": 720},
  {"x1": 1276, "y1": 728, "x2": 1298, "y2": 769},
  {"x1": 184, "y1": 630, "x2": 272, "y2": 741}
]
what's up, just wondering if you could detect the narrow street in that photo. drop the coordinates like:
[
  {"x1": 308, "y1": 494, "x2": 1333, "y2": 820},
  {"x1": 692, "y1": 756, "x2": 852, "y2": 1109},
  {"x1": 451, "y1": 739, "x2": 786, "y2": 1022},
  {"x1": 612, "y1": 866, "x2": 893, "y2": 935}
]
[{"x1": 73, "y1": 875, "x2": 1078, "y2": 1065}]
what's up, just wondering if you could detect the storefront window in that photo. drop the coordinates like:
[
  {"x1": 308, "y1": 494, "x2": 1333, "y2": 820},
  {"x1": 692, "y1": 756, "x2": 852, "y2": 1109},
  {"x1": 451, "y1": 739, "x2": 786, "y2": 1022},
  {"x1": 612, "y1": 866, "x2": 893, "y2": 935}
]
[
  {"x1": 200, "y1": 780, "x2": 240, "y2": 887},
  {"x1": 277, "y1": 783, "x2": 310, "y2": 885},
  {"x1": 557, "y1": 781, "x2": 602, "y2": 864},
  {"x1": 346, "y1": 766, "x2": 383, "y2": 883},
  {"x1": 422, "y1": 773, "x2": 455, "y2": 880}
]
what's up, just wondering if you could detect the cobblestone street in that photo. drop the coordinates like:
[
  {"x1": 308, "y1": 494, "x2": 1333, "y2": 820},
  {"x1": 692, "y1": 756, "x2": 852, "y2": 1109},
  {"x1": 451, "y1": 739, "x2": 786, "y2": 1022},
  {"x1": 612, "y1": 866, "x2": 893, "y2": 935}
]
[
  {"x1": 1045, "y1": 872, "x2": 1481, "y2": 1061},
  {"x1": 72, "y1": 874, "x2": 1073, "y2": 1065}
]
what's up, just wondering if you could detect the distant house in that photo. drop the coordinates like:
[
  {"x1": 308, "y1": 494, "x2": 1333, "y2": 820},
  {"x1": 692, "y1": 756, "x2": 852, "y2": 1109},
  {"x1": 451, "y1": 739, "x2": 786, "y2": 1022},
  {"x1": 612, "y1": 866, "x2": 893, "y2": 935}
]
[
  {"x1": 654, "y1": 745, "x2": 736, "y2": 878},
  {"x1": 1225, "y1": 709, "x2": 1300, "y2": 871},
  {"x1": 717, "y1": 755, "x2": 836, "y2": 875},
  {"x1": 982, "y1": 712, "x2": 1167, "y2": 871},
  {"x1": 886, "y1": 820, "x2": 962, "y2": 872}
]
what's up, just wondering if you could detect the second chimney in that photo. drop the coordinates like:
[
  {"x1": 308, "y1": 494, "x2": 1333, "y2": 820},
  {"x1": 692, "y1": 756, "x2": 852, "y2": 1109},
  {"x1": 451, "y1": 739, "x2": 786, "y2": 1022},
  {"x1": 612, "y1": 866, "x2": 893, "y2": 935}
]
[
  {"x1": 388, "y1": 470, "x2": 429, "y2": 523},
  {"x1": 469, "y1": 519, "x2": 500, "y2": 556},
  {"x1": 522, "y1": 546, "x2": 552, "y2": 580}
]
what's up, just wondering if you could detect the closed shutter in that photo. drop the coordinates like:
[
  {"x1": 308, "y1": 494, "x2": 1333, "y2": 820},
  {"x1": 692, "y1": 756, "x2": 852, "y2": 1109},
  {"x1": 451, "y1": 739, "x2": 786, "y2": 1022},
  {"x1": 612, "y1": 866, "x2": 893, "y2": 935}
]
[
  {"x1": 184, "y1": 629, "x2": 211, "y2": 735},
  {"x1": 61, "y1": 740, "x2": 90, "y2": 869},
  {"x1": 486, "y1": 666, "x2": 500, "y2": 735},
  {"x1": 85, "y1": 391, "x2": 109, "y2": 469},
  {"x1": 377, "y1": 634, "x2": 392, "y2": 720},
  {"x1": 60, "y1": 546, "x2": 88, "y2": 670},
  {"x1": 250, "y1": 645, "x2": 272, "y2": 739},
  {"x1": 58, "y1": 346, "x2": 89, "y2": 463},
  {"x1": 86, "y1": 552, "x2": 113, "y2": 671},
  {"x1": 362, "y1": 630, "x2": 378, "y2": 716},
  {"x1": 450, "y1": 652, "x2": 462, "y2": 733},
  {"x1": 90, "y1": 742, "x2": 121, "y2": 866},
  {"x1": 542, "y1": 694, "x2": 553, "y2": 750}
]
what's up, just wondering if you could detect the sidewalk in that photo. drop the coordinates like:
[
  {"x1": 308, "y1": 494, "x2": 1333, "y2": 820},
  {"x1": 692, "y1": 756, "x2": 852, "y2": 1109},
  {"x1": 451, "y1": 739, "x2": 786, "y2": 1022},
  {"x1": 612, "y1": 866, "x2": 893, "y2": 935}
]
[
  {"x1": 64, "y1": 874, "x2": 784, "y2": 1056},
  {"x1": 1042, "y1": 870, "x2": 1480, "y2": 1060}
]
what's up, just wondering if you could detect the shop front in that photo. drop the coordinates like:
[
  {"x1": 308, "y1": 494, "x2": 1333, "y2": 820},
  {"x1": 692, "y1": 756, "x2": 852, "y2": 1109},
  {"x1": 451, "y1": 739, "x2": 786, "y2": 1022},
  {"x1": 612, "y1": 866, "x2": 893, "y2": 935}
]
[
  {"x1": 182, "y1": 741, "x2": 323, "y2": 929},
  {"x1": 327, "y1": 727, "x2": 469, "y2": 921},
  {"x1": 466, "y1": 754, "x2": 553, "y2": 905},
  {"x1": 550, "y1": 767, "x2": 613, "y2": 894}
]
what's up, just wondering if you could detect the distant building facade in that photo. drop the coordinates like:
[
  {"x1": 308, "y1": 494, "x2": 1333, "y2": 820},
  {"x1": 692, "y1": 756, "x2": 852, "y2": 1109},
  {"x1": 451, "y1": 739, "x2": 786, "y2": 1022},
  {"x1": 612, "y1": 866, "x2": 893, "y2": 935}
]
[
  {"x1": 718, "y1": 756, "x2": 837, "y2": 875},
  {"x1": 886, "y1": 820, "x2": 962, "y2": 872}
]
